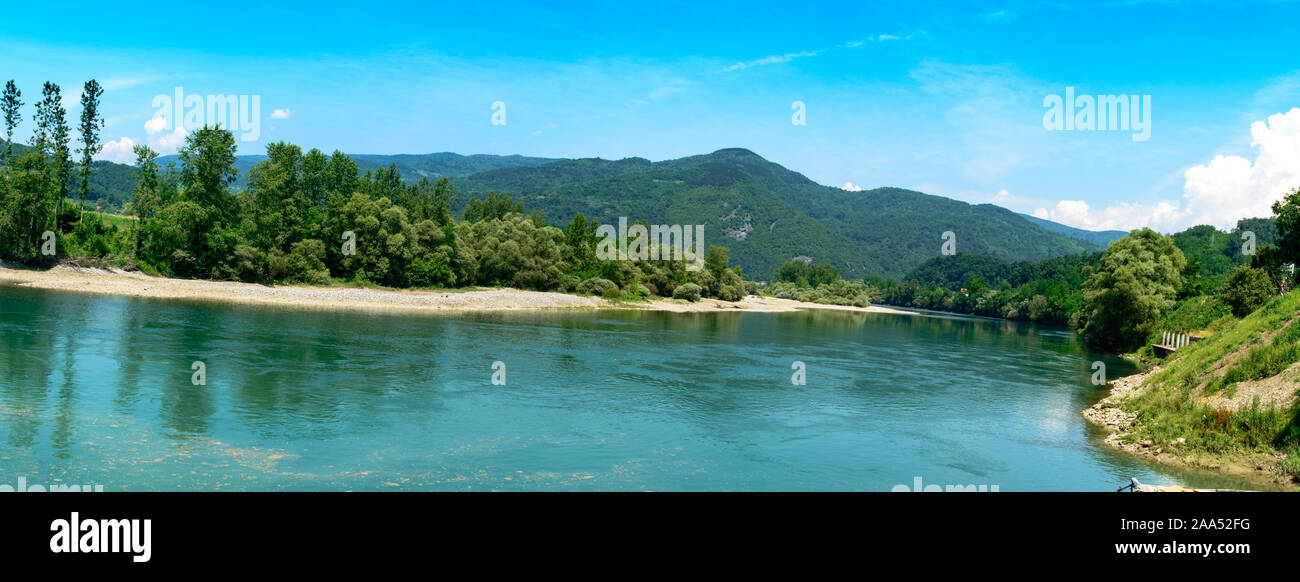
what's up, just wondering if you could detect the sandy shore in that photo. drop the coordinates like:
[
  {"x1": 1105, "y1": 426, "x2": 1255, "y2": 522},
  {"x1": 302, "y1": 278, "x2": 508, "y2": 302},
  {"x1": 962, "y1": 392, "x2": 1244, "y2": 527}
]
[{"x1": 0, "y1": 264, "x2": 917, "y2": 316}]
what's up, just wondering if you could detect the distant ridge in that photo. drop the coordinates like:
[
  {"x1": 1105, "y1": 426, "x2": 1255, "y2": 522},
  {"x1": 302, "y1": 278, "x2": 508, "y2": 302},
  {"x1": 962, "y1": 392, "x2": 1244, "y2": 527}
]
[
  {"x1": 1018, "y1": 212, "x2": 1128, "y2": 248},
  {"x1": 36, "y1": 143, "x2": 1126, "y2": 279}
]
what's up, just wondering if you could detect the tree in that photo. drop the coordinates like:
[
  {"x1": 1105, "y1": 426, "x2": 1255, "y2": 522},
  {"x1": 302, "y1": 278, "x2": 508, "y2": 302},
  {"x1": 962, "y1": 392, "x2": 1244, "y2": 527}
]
[
  {"x1": 775, "y1": 259, "x2": 810, "y2": 286},
  {"x1": 1220, "y1": 265, "x2": 1275, "y2": 317},
  {"x1": 1075, "y1": 228, "x2": 1186, "y2": 352},
  {"x1": 807, "y1": 262, "x2": 841, "y2": 288},
  {"x1": 173, "y1": 125, "x2": 239, "y2": 274},
  {"x1": 2, "y1": 81, "x2": 21, "y2": 164},
  {"x1": 76, "y1": 79, "x2": 105, "y2": 205},
  {"x1": 178, "y1": 125, "x2": 238, "y2": 215},
  {"x1": 33, "y1": 82, "x2": 72, "y2": 204},
  {"x1": 1272, "y1": 186, "x2": 1300, "y2": 281},
  {"x1": 130, "y1": 145, "x2": 162, "y2": 253},
  {"x1": 1251, "y1": 244, "x2": 1291, "y2": 295},
  {"x1": 462, "y1": 192, "x2": 523, "y2": 223}
]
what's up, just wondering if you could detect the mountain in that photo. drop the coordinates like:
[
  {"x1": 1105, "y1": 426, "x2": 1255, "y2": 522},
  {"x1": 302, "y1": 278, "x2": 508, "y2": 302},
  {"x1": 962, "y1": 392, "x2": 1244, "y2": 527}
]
[
  {"x1": 22, "y1": 142, "x2": 1117, "y2": 279},
  {"x1": 1018, "y1": 213, "x2": 1128, "y2": 248},
  {"x1": 156, "y1": 151, "x2": 559, "y2": 190},
  {"x1": 452, "y1": 148, "x2": 1104, "y2": 279}
]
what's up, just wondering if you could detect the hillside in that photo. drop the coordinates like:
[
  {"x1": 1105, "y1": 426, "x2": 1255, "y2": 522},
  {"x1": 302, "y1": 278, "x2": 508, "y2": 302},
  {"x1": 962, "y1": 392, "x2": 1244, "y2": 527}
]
[
  {"x1": 1019, "y1": 213, "x2": 1127, "y2": 248},
  {"x1": 452, "y1": 148, "x2": 1103, "y2": 279},
  {"x1": 10, "y1": 141, "x2": 1123, "y2": 279},
  {"x1": 154, "y1": 151, "x2": 559, "y2": 191},
  {"x1": 1087, "y1": 290, "x2": 1300, "y2": 487}
]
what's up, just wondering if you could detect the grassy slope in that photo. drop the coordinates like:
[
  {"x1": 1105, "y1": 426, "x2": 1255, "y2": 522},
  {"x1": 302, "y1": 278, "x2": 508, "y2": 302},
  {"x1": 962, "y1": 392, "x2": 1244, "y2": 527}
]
[{"x1": 1119, "y1": 290, "x2": 1300, "y2": 483}]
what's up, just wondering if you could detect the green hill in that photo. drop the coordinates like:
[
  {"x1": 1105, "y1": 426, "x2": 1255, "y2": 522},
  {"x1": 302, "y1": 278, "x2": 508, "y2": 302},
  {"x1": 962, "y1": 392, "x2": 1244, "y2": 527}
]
[
  {"x1": 453, "y1": 148, "x2": 1102, "y2": 279},
  {"x1": 155, "y1": 151, "x2": 558, "y2": 191},
  {"x1": 13, "y1": 143, "x2": 1117, "y2": 279},
  {"x1": 1090, "y1": 290, "x2": 1300, "y2": 487},
  {"x1": 1019, "y1": 213, "x2": 1127, "y2": 248}
]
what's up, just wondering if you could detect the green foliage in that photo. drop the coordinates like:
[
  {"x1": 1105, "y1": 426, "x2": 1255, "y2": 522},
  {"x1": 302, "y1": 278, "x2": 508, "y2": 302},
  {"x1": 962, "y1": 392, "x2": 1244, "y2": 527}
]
[
  {"x1": 455, "y1": 213, "x2": 568, "y2": 290},
  {"x1": 1220, "y1": 265, "x2": 1275, "y2": 317},
  {"x1": 1156, "y1": 295, "x2": 1235, "y2": 338},
  {"x1": 1272, "y1": 186, "x2": 1300, "y2": 270},
  {"x1": 1206, "y1": 317, "x2": 1300, "y2": 393},
  {"x1": 774, "y1": 259, "x2": 810, "y2": 285},
  {"x1": 2, "y1": 80, "x2": 21, "y2": 163},
  {"x1": 76, "y1": 80, "x2": 104, "y2": 201},
  {"x1": 1119, "y1": 290, "x2": 1300, "y2": 470},
  {"x1": 1075, "y1": 228, "x2": 1186, "y2": 352},
  {"x1": 768, "y1": 279, "x2": 872, "y2": 307},
  {"x1": 454, "y1": 148, "x2": 1101, "y2": 279},
  {"x1": 672, "y1": 283, "x2": 702, "y2": 302},
  {"x1": 0, "y1": 149, "x2": 58, "y2": 263},
  {"x1": 575, "y1": 277, "x2": 617, "y2": 296},
  {"x1": 1284, "y1": 446, "x2": 1300, "y2": 479},
  {"x1": 462, "y1": 192, "x2": 523, "y2": 223}
]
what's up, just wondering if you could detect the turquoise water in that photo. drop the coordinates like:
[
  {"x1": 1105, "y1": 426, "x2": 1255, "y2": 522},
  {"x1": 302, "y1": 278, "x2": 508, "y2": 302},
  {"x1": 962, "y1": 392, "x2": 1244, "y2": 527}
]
[{"x1": 0, "y1": 285, "x2": 1265, "y2": 491}]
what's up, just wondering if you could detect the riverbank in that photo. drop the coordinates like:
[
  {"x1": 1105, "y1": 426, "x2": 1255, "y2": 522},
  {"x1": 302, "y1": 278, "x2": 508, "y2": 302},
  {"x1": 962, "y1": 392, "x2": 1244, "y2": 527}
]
[
  {"x1": 0, "y1": 264, "x2": 918, "y2": 316},
  {"x1": 1084, "y1": 364, "x2": 1299, "y2": 490}
]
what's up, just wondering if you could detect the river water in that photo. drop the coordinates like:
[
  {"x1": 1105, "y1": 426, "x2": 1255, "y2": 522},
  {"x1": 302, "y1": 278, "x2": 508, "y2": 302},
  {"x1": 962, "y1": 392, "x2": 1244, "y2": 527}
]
[{"x1": 0, "y1": 285, "x2": 1266, "y2": 491}]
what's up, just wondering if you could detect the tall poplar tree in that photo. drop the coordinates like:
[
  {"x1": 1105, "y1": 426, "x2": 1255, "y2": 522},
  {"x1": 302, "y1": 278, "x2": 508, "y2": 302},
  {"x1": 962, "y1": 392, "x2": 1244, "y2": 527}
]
[
  {"x1": 77, "y1": 79, "x2": 105, "y2": 206},
  {"x1": 1, "y1": 81, "x2": 20, "y2": 164}
]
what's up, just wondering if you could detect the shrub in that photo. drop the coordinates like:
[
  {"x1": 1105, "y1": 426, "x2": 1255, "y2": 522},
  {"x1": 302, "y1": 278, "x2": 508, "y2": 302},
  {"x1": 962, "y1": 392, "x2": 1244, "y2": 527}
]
[
  {"x1": 576, "y1": 277, "x2": 617, "y2": 296},
  {"x1": 1220, "y1": 265, "x2": 1275, "y2": 317},
  {"x1": 1283, "y1": 446, "x2": 1300, "y2": 479},
  {"x1": 672, "y1": 282, "x2": 702, "y2": 302},
  {"x1": 628, "y1": 282, "x2": 652, "y2": 299}
]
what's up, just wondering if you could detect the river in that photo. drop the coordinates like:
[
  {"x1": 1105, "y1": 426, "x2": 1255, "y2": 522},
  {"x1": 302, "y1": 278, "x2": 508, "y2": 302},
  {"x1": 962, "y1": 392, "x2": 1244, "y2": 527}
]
[{"x1": 0, "y1": 285, "x2": 1267, "y2": 491}]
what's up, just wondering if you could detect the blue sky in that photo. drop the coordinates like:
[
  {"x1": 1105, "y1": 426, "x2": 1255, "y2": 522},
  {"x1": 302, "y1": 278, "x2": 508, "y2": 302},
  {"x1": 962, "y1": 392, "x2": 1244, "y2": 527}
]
[{"x1": 3, "y1": 0, "x2": 1299, "y2": 232}]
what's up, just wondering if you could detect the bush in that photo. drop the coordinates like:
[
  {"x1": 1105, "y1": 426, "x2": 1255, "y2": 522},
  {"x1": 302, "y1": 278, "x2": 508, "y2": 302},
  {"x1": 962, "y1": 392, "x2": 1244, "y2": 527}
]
[
  {"x1": 1282, "y1": 446, "x2": 1300, "y2": 479},
  {"x1": 672, "y1": 282, "x2": 702, "y2": 302},
  {"x1": 576, "y1": 277, "x2": 617, "y2": 296},
  {"x1": 628, "y1": 282, "x2": 652, "y2": 300},
  {"x1": 1220, "y1": 265, "x2": 1275, "y2": 317}
]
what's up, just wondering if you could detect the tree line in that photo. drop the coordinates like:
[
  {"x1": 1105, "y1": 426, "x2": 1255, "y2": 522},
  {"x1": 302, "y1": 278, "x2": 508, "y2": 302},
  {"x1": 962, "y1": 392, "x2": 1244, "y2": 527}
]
[{"x1": 0, "y1": 81, "x2": 748, "y2": 303}]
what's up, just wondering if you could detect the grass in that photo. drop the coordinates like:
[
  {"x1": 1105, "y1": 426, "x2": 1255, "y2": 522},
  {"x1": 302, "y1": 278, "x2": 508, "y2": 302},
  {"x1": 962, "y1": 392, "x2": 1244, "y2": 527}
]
[
  {"x1": 1284, "y1": 446, "x2": 1300, "y2": 479},
  {"x1": 1119, "y1": 290, "x2": 1300, "y2": 479},
  {"x1": 1128, "y1": 295, "x2": 1236, "y2": 362},
  {"x1": 1206, "y1": 319, "x2": 1300, "y2": 394}
]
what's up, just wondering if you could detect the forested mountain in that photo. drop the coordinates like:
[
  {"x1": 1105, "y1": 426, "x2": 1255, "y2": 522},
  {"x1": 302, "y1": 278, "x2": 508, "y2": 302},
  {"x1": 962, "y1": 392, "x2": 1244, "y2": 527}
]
[
  {"x1": 154, "y1": 151, "x2": 559, "y2": 191},
  {"x1": 18, "y1": 140, "x2": 1128, "y2": 279},
  {"x1": 1019, "y1": 213, "x2": 1127, "y2": 248},
  {"x1": 452, "y1": 148, "x2": 1107, "y2": 278}
]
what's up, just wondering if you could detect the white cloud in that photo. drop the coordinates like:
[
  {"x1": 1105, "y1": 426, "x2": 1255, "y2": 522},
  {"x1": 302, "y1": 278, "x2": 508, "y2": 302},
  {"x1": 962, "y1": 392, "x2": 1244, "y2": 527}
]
[
  {"x1": 269, "y1": 108, "x2": 293, "y2": 120},
  {"x1": 649, "y1": 80, "x2": 688, "y2": 100},
  {"x1": 1180, "y1": 107, "x2": 1300, "y2": 230},
  {"x1": 97, "y1": 136, "x2": 137, "y2": 164},
  {"x1": 149, "y1": 126, "x2": 188, "y2": 154},
  {"x1": 1032, "y1": 108, "x2": 1300, "y2": 233},
  {"x1": 724, "y1": 50, "x2": 821, "y2": 72},
  {"x1": 723, "y1": 34, "x2": 907, "y2": 72},
  {"x1": 144, "y1": 115, "x2": 167, "y2": 134},
  {"x1": 1033, "y1": 199, "x2": 1180, "y2": 232},
  {"x1": 841, "y1": 181, "x2": 863, "y2": 192}
]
